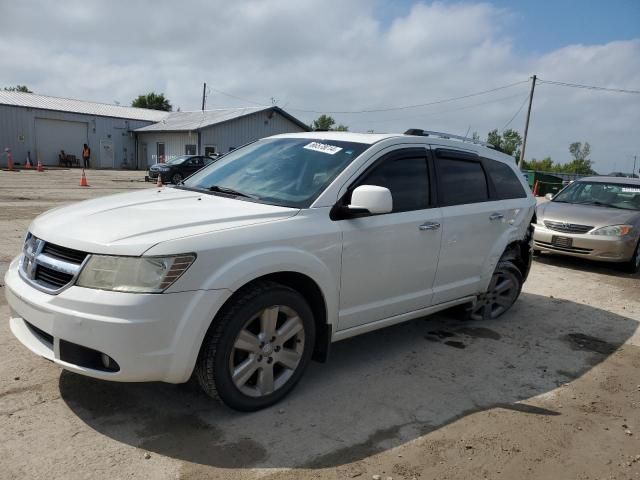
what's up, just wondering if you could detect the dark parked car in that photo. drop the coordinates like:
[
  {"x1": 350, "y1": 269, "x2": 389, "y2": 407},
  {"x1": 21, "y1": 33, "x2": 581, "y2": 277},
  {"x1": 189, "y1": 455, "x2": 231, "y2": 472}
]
[{"x1": 147, "y1": 155, "x2": 216, "y2": 184}]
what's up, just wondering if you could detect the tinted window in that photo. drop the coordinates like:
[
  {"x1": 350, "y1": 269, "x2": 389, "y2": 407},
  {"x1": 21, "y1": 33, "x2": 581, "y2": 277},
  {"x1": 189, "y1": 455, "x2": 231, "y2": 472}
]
[
  {"x1": 484, "y1": 158, "x2": 527, "y2": 199},
  {"x1": 438, "y1": 158, "x2": 488, "y2": 206},
  {"x1": 359, "y1": 155, "x2": 429, "y2": 212}
]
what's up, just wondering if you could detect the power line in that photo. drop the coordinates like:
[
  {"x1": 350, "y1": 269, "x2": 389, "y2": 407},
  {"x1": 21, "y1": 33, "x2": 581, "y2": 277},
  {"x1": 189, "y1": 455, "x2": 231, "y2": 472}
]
[
  {"x1": 208, "y1": 87, "x2": 270, "y2": 107},
  {"x1": 538, "y1": 79, "x2": 640, "y2": 95},
  {"x1": 286, "y1": 79, "x2": 529, "y2": 114},
  {"x1": 502, "y1": 93, "x2": 530, "y2": 130},
  {"x1": 361, "y1": 91, "x2": 528, "y2": 126}
]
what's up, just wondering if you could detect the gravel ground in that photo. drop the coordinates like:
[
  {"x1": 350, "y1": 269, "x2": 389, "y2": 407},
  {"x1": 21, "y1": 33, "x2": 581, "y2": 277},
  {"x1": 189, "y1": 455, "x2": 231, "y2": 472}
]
[{"x1": 1, "y1": 168, "x2": 639, "y2": 480}]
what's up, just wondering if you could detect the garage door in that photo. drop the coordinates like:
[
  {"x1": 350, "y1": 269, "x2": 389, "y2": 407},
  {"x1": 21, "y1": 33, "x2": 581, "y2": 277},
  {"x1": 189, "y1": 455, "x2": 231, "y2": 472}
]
[{"x1": 35, "y1": 118, "x2": 88, "y2": 166}]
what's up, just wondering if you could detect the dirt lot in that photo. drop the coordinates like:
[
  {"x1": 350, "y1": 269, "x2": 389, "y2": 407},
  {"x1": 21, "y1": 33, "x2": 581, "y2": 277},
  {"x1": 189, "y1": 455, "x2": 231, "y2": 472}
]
[{"x1": 1, "y1": 168, "x2": 639, "y2": 480}]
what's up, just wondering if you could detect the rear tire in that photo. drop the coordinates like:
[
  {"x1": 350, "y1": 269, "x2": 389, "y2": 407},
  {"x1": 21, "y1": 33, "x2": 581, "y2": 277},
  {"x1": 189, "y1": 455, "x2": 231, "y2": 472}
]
[
  {"x1": 195, "y1": 281, "x2": 315, "y2": 411},
  {"x1": 467, "y1": 260, "x2": 523, "y2": 321}
]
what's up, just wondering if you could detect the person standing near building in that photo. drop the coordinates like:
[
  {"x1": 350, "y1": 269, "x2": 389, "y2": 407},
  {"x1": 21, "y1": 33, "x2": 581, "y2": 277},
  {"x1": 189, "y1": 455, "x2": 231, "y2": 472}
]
[{"x1": 82, "y1": 143, "x2": 91, "y2": 169}]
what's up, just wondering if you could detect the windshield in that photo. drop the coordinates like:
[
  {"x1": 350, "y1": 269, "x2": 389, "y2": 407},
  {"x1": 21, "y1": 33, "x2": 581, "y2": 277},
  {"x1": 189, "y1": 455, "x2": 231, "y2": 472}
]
[
  {"x1": 165, "y1": 156, "x2": 190, "y2": 165},
  {"x1": 553, "y1": 181, "x2": 640, "y2": 211},
  {"x1": 181, "y1": 138, "x2": 369, "y2": 208}
]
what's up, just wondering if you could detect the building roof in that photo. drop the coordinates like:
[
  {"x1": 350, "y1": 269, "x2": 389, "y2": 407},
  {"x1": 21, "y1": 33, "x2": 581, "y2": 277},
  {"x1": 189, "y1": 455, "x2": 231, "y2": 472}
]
[
  {"x1": 135, "y1": 106, "x2": 310, "y2": 132},
  {"x1": 0, "y1": 91, "x2": 170, "y2": 122}
]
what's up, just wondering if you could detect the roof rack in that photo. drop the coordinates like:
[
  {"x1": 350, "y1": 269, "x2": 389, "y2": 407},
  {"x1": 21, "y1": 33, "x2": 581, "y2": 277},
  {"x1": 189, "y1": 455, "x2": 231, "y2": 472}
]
[{"x1": 404, "y1": 128, "x2": 495, "y2": 149}]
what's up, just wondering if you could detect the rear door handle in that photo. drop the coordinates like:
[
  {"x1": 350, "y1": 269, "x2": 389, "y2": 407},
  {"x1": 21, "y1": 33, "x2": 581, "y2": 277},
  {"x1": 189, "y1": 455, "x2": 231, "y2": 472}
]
[
  {"x1": 419, "y1": 221, "x2": 441, "y2": 231},
  {"x1": 489, "y1": 213, "x2": 505, "y2": 221}
]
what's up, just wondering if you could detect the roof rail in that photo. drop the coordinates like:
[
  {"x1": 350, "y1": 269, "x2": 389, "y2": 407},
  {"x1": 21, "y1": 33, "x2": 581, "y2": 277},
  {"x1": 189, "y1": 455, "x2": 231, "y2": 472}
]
[{"x1": 404, "y1": 128, "x2": 495, "y2": 149}]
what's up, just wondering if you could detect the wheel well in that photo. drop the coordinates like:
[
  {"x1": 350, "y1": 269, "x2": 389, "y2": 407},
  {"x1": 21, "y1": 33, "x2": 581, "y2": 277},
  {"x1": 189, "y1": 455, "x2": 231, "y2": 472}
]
[
  {"x1": 221, "y1": 272, "x2": 331, "y2": 363},
  {"x1": 501, "y1": 236, "x2": 531, "y2": 279}
]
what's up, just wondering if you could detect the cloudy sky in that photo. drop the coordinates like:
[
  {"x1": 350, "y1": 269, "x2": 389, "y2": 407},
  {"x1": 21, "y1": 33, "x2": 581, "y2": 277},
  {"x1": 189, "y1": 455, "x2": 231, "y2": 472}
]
[{"x1": 2, "y1": 0, "x2": 639, "y2": 173}]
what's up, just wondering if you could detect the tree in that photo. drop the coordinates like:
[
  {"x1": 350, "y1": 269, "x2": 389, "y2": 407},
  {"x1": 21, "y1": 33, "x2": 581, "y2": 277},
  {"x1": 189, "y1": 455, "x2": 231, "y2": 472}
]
[
  {"x1": 4, "y1": 85, "x2": 32, "y2": 93},
  {"x1": 311, "y1": 114, "x2": 349, "y2": 131},
  {"x1": 523, "y1": 156, "x2": 554, "y2": 172},
  {"x1": 486, "y1": 129, "x2": 522, "y2": 159},
  {"x1": 131, "y1": 92, "x2": 172, "y2": 111},
  {"x1": 565, "y1": 141, "x2": 595, "y2": 175}
]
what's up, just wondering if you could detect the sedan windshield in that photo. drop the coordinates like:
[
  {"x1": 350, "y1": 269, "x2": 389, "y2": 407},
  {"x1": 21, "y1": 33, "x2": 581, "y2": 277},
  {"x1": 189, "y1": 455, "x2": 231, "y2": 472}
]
[
  {"x1": 165, "y1": 156, "x2": 190, "y2": 165},
  {"x1": 181, "y1": 138, "x2": 369, "y2": 208},
  {"x1": 553, "y1": 181, "x2": 640, "y2": 211}
]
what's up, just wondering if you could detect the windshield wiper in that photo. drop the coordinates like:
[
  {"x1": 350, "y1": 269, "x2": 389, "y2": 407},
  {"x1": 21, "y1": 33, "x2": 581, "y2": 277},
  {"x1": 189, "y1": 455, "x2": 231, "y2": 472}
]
[{"x1": 208, "y1": 185, "x2": 258, "y2": 199}]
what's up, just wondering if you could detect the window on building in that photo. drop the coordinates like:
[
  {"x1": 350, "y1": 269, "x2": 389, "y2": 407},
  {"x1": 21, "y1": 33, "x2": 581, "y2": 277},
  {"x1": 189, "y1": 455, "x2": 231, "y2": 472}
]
[
  {"x1": 484, "y1": 158, "x2": 527, "y2": 199},
  {"x1": 358, "y1": 152, "x2": 429, "y2": 212},
  {"x1": 437, "y1": 158, "x2": 489, "y2": 206},
  {"x1": 185, "y1": 144, "x2": 196, "y2": 155},
  {"x1": 204, "y1": 145, "x2": 217, "y2": 157}
]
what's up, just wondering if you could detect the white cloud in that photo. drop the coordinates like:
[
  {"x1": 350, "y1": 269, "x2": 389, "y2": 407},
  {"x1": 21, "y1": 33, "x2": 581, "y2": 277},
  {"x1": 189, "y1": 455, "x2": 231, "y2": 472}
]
[{"x1": 1, "y1": 1, "x2": 638, "y2": 173}]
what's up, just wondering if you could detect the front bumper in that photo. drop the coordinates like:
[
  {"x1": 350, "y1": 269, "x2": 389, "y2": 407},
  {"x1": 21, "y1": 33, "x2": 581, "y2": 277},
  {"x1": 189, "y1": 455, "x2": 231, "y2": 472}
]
[
  {"x1": 5, "y1": 257, "x2": 231, "y2": 383},
  {"x1": 533, "y1": 223, "x2": 637, "y2": 262}
]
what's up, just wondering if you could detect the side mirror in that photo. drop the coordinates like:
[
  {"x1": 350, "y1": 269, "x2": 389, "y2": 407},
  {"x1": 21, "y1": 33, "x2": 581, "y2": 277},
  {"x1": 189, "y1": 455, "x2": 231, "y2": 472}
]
[
  {"x1": 544, "y1": 193, "x2": 554, "y2": 201},
  {"x1": 348, "y1": 185, "x2": 393, "y2": 215}
]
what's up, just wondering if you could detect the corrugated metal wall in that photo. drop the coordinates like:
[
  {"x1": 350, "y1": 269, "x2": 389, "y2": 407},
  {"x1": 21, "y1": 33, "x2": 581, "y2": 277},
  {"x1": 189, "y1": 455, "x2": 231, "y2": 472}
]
[
  {"x1": 199, "y1": 110, "x2": 307, "y2": 153},
  {"x1": 135, "y1": 131, "x2": 195, "y2": 167},
  {"x1": 0, "y1": 104, "x2": 154, "y2": 168}
]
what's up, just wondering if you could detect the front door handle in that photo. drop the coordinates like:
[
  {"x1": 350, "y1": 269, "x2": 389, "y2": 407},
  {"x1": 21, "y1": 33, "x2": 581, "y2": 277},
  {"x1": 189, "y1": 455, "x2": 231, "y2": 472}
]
[
  {"x1": 489, "y1": 213, "x2": 505, "y2": 221},
  {"x1": 419, "y1": 221, "x2": 441, "y2": 231}
]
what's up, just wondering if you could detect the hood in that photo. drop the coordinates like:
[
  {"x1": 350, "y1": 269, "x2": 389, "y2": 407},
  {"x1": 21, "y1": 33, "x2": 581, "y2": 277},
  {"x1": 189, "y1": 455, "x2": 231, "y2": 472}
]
[
  {"x1": 30, "y1": 187, "x2": 298, "y2": 255},
  {"x1": 536, "y1": 201, "x2": 639, "y2": 229}
]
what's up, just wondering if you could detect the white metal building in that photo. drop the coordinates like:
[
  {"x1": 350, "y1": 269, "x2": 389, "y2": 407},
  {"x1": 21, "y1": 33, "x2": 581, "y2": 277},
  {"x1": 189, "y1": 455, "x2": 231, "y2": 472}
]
[
  {"x1": 0, "y1": 91, "x2": 169, "y2": 168},
  {"x1": 135, "y1": 107, "x2": 309, "y2": 167}
]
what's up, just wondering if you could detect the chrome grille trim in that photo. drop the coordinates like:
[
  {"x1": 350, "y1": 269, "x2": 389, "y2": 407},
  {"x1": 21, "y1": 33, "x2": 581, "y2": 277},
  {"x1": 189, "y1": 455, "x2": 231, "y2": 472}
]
[
  {"x1": 543, "y1": 220, "x2": 594, "y2": 234},
  {"x1": 19, "y1": 233, "x2": 89, "y2": 295}
]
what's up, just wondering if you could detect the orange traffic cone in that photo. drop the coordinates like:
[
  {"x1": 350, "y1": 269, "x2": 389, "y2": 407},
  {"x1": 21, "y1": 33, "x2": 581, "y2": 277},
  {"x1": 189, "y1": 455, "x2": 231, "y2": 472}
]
[
  {"x1": 25, "y1": 157, "x2": 32, "y2": 169},
  {"x1": 37, "y1": 158, "x2": 44, "y2": 172},
  {"x1": 79, "y1": 169, "x2": 89, "y2": 187},
  {"x1": 156, "y1": 176, "x2": 163, "y2": 188}
]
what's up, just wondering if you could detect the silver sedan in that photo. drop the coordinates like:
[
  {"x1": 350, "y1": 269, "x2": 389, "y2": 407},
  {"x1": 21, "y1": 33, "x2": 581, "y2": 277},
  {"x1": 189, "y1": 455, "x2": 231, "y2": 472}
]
[{"x1": 533, "y1": 176, "x2": 640, "y2": 272}]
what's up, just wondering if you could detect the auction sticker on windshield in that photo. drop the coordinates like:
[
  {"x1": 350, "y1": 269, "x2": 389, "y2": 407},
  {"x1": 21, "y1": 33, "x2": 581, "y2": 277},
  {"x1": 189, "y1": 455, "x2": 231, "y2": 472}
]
[{"x1": 304, "y1": 142, "x2": 343, "y2": 155}]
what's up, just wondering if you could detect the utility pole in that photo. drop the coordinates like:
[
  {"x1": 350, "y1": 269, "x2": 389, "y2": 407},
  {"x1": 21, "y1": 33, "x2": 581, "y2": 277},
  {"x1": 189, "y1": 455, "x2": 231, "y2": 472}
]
[
  {"x1": 634, "y1": 155, "x2": 638, "y2": 178},
  {"x1": 201, "y1": 82, "x2": 207, "y2": 111},
  {"x1": 518, "y1": 74, "x2": 537, "y2": 169}
]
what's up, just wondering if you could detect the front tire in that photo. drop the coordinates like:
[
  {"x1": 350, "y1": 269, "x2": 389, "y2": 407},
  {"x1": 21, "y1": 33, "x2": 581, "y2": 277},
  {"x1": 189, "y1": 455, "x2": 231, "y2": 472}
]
[
  {"x1": 468, "y1": 260, "x2": 523, "y2": 321},
  {"x1": 171, "y1": 172, "x2": 183, "y2": 184},
  {"x1": 195, "y1": 281, "x2": 315, "y2": 411},
  {"x1": 623, "y1": 240, "x2": 640, "y2": 273}
]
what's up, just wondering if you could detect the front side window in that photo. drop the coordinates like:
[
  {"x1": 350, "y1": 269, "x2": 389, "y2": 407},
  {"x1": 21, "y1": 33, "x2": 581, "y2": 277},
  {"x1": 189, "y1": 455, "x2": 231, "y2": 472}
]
[
  {"x1": 553, "y1": 181, "x2": 640, "y2": 211},
  {"x1": 182, "y1": 138, "x2": 368, "y2": 208},
  {"x1": 437, "y1": 158, "x2": 489, "y2": 206},
  {"x1": 357, "y1": 154, "x2": 429, "y2": 212},
  {"x1": 484, "y1": 158, "x2": 527, "y2": 199}
]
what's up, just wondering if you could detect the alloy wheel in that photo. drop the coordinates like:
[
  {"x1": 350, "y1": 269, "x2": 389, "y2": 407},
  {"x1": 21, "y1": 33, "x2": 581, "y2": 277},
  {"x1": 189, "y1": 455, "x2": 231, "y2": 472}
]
[
  {"x1": 470, "y1": 269, "x2": 520, "y2": 321},
  {"x1": 229, "y1": 305, "x2": 305, "y2": 397}
]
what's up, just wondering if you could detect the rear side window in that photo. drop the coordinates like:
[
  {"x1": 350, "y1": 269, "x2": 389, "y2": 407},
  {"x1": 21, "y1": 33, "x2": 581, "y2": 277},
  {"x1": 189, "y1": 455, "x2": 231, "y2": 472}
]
[
  {"x1": 359, "y1": 155, "x2": 429, "y2": 212},
  {"x1": 437, "y1": 158, "x2": 488, "y2": 206},
  {"x1": 484, "y1": 158, "x2": 527, "y2": 199}
]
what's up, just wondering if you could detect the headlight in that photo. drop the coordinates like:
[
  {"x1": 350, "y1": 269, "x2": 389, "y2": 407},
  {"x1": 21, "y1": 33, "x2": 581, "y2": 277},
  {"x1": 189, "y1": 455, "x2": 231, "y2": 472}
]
[
  {"x1": 590, "y1": 225, "x2": 633, "y2": 237},
  {"x1": 76, "y1": 254, "x2": 195, "y2": 293}
]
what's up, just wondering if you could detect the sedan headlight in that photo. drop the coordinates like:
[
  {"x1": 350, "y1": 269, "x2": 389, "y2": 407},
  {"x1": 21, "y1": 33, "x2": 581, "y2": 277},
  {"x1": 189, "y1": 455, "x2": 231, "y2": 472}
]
[
  {"x1": 76, "y1": 254, "x2": 195, "y2": 293},
  {"x1": 590, "y1": 225, "x2": 633, "y2": 237}
]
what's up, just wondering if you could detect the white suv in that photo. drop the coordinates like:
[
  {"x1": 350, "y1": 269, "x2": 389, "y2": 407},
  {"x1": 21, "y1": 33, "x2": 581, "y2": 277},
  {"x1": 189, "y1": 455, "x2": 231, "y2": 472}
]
[{"x1": 5, "y1": 130, "x2": 536, "y2": 411}]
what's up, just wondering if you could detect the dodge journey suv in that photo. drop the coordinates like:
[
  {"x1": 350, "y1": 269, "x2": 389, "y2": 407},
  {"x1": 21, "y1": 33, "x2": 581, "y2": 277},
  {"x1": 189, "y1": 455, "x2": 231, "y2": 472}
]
[{"x1": 6, "y1": 129, "x2": 535, "y2": 411}]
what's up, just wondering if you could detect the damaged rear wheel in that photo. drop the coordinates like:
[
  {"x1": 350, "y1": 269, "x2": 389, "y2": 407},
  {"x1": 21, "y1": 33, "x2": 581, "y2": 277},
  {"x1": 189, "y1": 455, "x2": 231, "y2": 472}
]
[{"x1": 468, "y1": 260, "x2": 523, "y2": 321}]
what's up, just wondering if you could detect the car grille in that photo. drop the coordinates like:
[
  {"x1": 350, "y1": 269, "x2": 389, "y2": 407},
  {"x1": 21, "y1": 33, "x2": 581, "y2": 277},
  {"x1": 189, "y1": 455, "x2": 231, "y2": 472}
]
[
  {"x1": 20, "y1": 234, "x2": 88, "y2": 294},
  {"x1": 543, "y1": 220, "x2": 593, "y2": 234}
]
